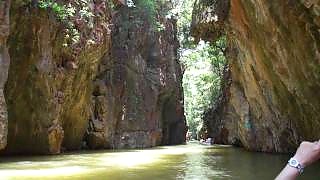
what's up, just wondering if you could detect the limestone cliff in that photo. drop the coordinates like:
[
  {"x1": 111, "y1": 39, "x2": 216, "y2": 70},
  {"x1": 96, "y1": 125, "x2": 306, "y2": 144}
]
[
  {"x1": 0, "y1": 0, "x2": 186, "y2": 154},
  {"x1": 0, "y1": 0, "x2": 10, "y2": 150},
  {"x1": 192, "y1": 0, "x2": 320, "y2": 152},
  {"x1": 2, "y1": 0, "x2": 111, "y2": 154},
  {"x1": 86, "y1": 3, "x2": 187, "y2": 149}
]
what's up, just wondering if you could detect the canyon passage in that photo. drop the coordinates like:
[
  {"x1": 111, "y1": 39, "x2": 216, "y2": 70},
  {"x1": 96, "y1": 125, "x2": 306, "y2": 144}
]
[{"x1": 1, "y1": 0, "x2": 320, "y2": 179}]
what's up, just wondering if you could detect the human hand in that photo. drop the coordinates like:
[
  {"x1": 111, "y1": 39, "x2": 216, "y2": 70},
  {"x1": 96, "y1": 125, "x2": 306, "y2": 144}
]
[{"x1": 293, "y1": 141, "x2": 320, "y2": 167}]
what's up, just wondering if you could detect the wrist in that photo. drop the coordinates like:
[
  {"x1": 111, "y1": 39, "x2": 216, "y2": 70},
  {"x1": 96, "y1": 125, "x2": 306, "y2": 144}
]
[
  {"x1": 292, "y1": 155, "x2": 307, "y2": 167},
  {"x1": 275, "y1": 164, "x2": 300, "y2": 180},
  {"x1": 288, "y1": 157, "x2": 304, "y2": 174}
]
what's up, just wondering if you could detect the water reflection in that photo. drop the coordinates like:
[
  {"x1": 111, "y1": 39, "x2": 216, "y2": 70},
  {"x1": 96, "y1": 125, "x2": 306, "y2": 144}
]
[{"x1": 0, "y1": 142, "x2": 319, "y2": 180}]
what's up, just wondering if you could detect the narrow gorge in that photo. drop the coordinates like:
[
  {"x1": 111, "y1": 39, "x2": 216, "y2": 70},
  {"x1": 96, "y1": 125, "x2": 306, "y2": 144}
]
[{"x1": 1, "y1": 0, "x2": 320, "y2": 179}]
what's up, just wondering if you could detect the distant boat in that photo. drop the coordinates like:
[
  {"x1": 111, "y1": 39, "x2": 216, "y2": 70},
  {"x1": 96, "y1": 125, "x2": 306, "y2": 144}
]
[{"x1": 199, "y1": 138, "x2": 213, "y2": 145}]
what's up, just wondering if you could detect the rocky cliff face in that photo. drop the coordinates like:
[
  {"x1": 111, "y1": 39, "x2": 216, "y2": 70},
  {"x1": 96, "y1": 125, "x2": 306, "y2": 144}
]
[
  {"x1": 0, "y1": 0, "x2": 10, "y2": 150},
  {"x1": 0, "y1": 0, "x2": 186, "y2": 155},
  {"x1": 2, "y1": 0, "x2": 111, "y2": 154},
  {"x1": 86, "y1": 3, "x2": 187, "y2": 149},
  {"x1": 192, "y1": 0, "x2": 320, "y2": 152}
]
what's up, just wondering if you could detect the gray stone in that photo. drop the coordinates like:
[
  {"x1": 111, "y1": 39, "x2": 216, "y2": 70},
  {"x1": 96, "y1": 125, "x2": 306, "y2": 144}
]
[{"x1": 0, "y1": 0, "x2": 10, "y2": 150}]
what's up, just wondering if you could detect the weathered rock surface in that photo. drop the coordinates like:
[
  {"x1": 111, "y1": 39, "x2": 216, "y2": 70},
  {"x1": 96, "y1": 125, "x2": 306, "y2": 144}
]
[
  {"x1": 86, "y1": 4, "x2": 187, "y2": 149},
  {"x1": 192, "y1": 0, "x2": 320, "y2": 152},
  {"x1": 0, "y1": 1, "x2": 186, "y2": 155},
  {"x1": 2, "y1": 1, "x2": 111, "y2": 154},
  {"x1": 0, "y1": 0, "x2": 10, "y2": 150}
]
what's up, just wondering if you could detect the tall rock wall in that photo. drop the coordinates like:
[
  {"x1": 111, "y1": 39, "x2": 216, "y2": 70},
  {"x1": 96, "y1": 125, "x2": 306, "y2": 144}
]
[
  {"x1": 2, "y1": 0, "x2": 111, "y2": 154},
  {"x1": 0, "y1": 0, "x2": 186, "y2": 155},
  {"x1": 192, "y1": 0, "x2": 320, "y2": 152},
  {"x1": 86, "y1": 3, "x2": 187, "y2": 149},
  {"x1": 0, "y1": 0, "x2": 10, "y2": 150}
]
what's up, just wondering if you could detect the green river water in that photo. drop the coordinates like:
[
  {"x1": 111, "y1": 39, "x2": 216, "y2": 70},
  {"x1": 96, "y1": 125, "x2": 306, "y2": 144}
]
[{"x1": 0, "y1": 142, "x2": 319, "y2": 180}]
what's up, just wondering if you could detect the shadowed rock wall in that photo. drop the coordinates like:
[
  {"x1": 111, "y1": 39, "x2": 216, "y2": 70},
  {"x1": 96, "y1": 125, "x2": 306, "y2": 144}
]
[
  {"x1": 86, "y1": 3, "x2": 187, "y2": 149},
  {"x1": 192, "y1": 0, "x2": 320, "y2": 152},
  {"x1": 0, "y1": 0, "x2": 10, "y2": 150}
]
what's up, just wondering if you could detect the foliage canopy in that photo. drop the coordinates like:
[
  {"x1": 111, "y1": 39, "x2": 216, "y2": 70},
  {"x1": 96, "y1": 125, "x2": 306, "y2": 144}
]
[{"x1": 174, "y1": 0, "x2": 227, "y2": 139}]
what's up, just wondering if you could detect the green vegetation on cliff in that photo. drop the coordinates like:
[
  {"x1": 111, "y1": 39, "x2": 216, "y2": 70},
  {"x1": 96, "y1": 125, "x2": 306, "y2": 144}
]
[
  {"x1": 18, "y1": 0, "x2": 110, "y2": 51},
  {"x1": 127, "y1": 0, "x2": 169, "y2": 32}
]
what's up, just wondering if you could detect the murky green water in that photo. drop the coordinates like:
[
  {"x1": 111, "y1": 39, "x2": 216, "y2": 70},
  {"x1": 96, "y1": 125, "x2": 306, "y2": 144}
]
[{"x1": 0, "y1": 142, "x2": 319, "y2": 180}]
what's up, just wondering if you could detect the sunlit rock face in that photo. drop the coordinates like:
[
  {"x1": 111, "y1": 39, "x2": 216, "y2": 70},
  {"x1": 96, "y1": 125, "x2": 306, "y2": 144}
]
[
  {"x1": 192, "y1": 0, "x2": 320, "y2": 152},
  {"x1": 86, "y1": 4, "x2": 187, "y2": 149},
  {"x1": 2, "y1": 1, "x2": 111, "y2": 154},
  {"x1": 0, "y1": 0, "x2": 185, "y2": 155},
  {"x1": 0, "y1": 0, "x2": 10, "y2": 150}
]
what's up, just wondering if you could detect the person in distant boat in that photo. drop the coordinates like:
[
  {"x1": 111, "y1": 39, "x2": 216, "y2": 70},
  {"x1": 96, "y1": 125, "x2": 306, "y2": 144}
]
[{"x1": 275, "y1": 141, "x2": 320, "y2": 180}]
